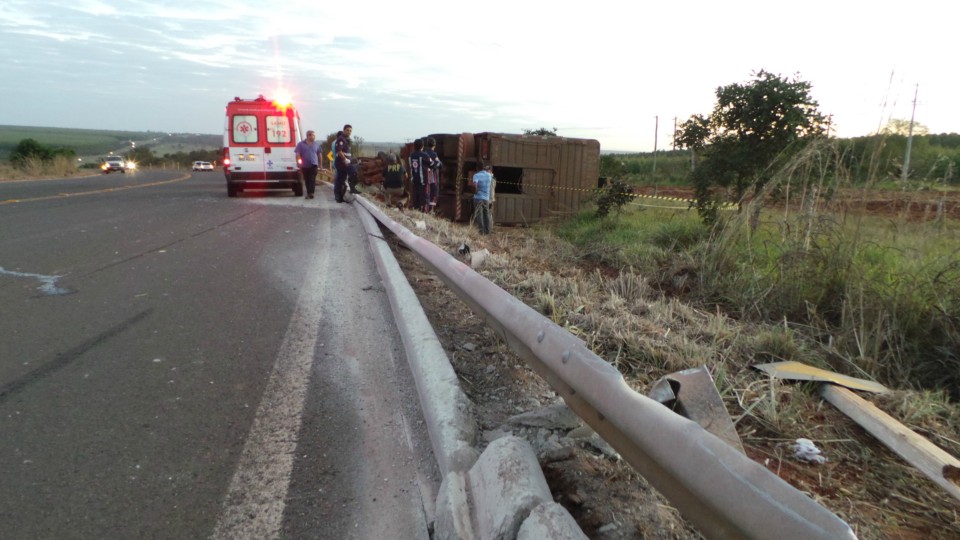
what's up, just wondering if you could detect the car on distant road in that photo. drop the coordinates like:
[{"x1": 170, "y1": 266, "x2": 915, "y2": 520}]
[
  {"x1": 192, "y1": 161, "x2": 214, "y2": 172},
  {"x1": 101, "y1": 156, "x2": 128, "y2": 174}
]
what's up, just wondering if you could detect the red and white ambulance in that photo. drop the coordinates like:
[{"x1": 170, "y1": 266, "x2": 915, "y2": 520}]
[{"x1": 222, "y1": 95, "x2": 303, "y2": 197}]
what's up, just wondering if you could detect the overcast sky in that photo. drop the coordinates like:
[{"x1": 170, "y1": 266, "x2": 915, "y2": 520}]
[{"x1": 1, "y1": 0, "x2": 956, "y2": 151}]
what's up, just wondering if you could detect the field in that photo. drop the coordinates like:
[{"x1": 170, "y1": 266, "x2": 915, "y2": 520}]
[{"x1": 0, "y1": 125, "x2": 220, "y2": 161}]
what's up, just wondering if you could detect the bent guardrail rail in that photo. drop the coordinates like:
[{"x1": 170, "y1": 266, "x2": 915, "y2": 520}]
[{"x1": 355, "y1": 196, "x2": 856, "y2": 540}]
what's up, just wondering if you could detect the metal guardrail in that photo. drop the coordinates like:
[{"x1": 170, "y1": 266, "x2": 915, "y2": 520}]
[{"x1": 355, "y1": 196, "x2": 857, "y2": 540}]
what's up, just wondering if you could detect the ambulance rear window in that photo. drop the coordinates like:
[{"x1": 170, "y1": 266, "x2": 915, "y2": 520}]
[
  {"x1": 232, "y1": 115, "x2": 258, "y2": 144},
  {"x1": 266, "y1": 116, "x2": 292, "y2": 144}
]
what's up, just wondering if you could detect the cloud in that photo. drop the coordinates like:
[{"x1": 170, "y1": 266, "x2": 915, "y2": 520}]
[{"x1": 1, "y1": 0, "x2": 958, "y2": 151}]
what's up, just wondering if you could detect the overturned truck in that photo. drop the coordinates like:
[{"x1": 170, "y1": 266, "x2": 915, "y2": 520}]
[{"x1": 361, "y1": 132, "x2": 601, "y2": 225}]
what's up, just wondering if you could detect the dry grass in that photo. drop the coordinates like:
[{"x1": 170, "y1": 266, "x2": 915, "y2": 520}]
[{"x1": 0, "y1": 155, "x2": 83, "y2": 181}]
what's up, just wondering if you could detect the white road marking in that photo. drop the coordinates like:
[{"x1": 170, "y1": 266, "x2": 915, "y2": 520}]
[{"x1": 211, "y1": 245, "x2": 327, "y2": 539}]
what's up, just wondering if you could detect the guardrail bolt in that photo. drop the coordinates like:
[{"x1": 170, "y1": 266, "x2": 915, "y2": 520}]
[
  {"x1": 537, "y1": 331, "x2": 545, "y2": 343},
  {"x1": 562, "y1": 350, "x2": 571, "y2": 364}
]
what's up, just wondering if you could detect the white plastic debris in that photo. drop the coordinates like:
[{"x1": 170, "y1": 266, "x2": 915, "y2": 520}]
[
  {"x1": 414, "y1": 220, "x2": 427, "y2": 230},
  {"x1": 791, "y1": 438, "x2": 827, "y2": 464},
  {"x1": 470, "y1": 248, "x2": 491, "y2": 269}
]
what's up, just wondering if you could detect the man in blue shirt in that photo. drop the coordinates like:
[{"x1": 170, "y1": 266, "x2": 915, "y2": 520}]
[
  {"x1": 295, "y1": 130, "x2": 322, "y2": 199},
  {"x1": 472, "y1": 163, "x2": 494, "y2": 234}
]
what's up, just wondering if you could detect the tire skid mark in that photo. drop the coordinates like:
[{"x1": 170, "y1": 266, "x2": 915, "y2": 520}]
[{"x1": 0, "y1": 309, "x2": 153, "y2": 404}]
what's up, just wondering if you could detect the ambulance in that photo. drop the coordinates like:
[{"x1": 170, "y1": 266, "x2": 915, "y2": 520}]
[{"x1": 222, "y1": 95, "x2": 303, "y2": 197}]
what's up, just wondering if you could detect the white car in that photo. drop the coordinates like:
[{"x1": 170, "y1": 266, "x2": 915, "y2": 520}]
[
  {"x1": 101, "y1": 156, "x2": 128, "y2": 174},
  {"x1": 192, "y1": 161, "x2": 214, "y2": 172}
]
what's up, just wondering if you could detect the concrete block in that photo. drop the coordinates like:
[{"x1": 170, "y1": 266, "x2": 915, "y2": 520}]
[
  {"x1": 518, "y1": 502, "x2": 588, "y2": 540},
  {"x1": 468, "y1": 436, "x2": 552, "y2": 540},
  {"x1": 434, "y1": 471, "x2": 476, "y2": 540}
]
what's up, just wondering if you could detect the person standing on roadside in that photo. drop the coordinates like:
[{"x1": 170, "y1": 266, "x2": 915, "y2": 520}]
[
  {"x1": 334, "y1": 124, "x2": 360, "y2": 203},
  {"x1": 424, "y1": 137, "x2": 442, "y2": 213},
  {"x1": 381, "y1": 153, "x2": 407, "y2": 208},
  {"x1": 472, "y1": 162, "x2": 494, "y2": 234},
  {"x1": 295, "y1": 130, "x2": 322, "y2": 199},
  {"x1": 408, "y1": 139, "x2": 430, "y2": 212}
]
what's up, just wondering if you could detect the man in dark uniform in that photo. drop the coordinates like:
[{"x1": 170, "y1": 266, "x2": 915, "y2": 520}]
[
  {"x1": 333, "y1": 124, "x2": 360, "y2": 203},
  {"x1": 424, "y1": 137, "x2": 442, "y2": 213},
  {"x1": 407, "y1": 139, "x2": 430, "y2": 212},
  {"x1": 381, "y1": 153, "x2": 407, "y2": 208}
]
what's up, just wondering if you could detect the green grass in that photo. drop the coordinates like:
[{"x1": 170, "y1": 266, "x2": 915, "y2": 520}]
[
  {"x1": 601, "y1": 151, "x2": 694, "y2": 186},
  {"x1": 556, "y1": 203, "x2": 708, "y2": 272},
  {"x1": 552, "y1": 182, "x2": 959, "y2": 393}
]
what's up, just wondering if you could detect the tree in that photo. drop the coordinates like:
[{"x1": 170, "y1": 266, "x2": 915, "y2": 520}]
[
  {"x1": 675, "y1": 70, "x2": 829, "y2": 223},
  {"x1": 595, "y1": 178, "x2": 633, "y2": 218},
  {"x1": 523, "y1": 127, "x2": 558, "y2": 137},
  {"x1": 879, "y1": 118, "x2": 929, "y2": 136},
  {"x1": 10, "y1": 138, "x2": 51, "y2": 164}
]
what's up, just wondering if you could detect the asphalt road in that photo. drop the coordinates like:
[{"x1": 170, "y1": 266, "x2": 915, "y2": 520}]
[{"x1": 0, "y1": 170, "x2": 437, "y2": 539}]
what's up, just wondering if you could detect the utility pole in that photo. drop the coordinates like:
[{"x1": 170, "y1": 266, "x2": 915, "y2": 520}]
[
  {"x1": 652, "y1": 115, "x2": 658, "y2": 177},
  {"x1": 901, "y1": 83, "x2": 918, "y2": 184},
  {"x1": 672, "y1": 117, "x2": 677, "y2": 151}
]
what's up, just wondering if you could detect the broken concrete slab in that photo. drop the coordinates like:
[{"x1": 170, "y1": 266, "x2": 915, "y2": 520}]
[
  {"x1": 504, "y1": 403, "x2": 584, "y2": 431},
  {"x1": 434, "y1": 471, "x2": 477, "y2": 540},
  {"x1": 517, "y1": 502, "x2": 589, "y2": 540},
  {"x1": 467, "y1": 436, "x2": 552, "y2": 540}
]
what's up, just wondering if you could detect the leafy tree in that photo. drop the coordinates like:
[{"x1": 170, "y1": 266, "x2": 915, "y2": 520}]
[
  {"x1": 595, "y1": 178, "x2": 633, "y2": 218},
  {"x1": 675, "y1": 70, "x2": 829, "y2": 223},
  {"x1": 523, "y1": 127, "x2": 558, "y2": 137},
  {"x1": 879, "y1": 118, "x2": 929, "y2": 136},
  {"x1": 10, "y1": 138, "x2": 51, "y2": 164},
  {"x1": 9, "y1": 138, "x2": 75, "y2": 165}
]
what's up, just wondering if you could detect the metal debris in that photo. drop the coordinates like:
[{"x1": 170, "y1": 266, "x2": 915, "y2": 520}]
[
  {"x1": 753, "y1": 361, "x2": 889, "y2": 393},
  {"x1": 648, "y1": 366, "x2": 745, "y2": 454}
]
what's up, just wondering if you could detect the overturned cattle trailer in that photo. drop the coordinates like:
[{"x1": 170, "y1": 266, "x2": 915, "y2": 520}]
[{"x1": 421, "y1": 132, "x2": 601, "y2": 225}]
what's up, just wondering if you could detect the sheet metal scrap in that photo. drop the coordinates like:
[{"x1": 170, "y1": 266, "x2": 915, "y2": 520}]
[
  {"x1": 752, "y1": 361, "x2": 889, "y2": 393},
  {"x1": 649, "y1": 366, "x2": 745, "y2": 454}
]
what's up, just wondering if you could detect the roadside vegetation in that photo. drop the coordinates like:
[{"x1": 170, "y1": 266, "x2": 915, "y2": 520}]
[
  {"x1": 547, "y1": 72, "x2": 959, "y2": 536},
  {"x1": 0, "y1": 126, "x2": 221, "y2": 179},
  {"x1": 390, "y1": 71, "x2": 959, "y2": 536},
  {"x1": 390, "y1": 174, "x2": 960, "y2": 536}
]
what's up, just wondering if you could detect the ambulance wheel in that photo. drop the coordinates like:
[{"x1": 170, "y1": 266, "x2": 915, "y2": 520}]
[
  {"x1": 293, "y1": 184, "x2": 303, "y2": 197},
  {"x1": 227, "y1": 184, "x2": 238, "y2": 197}
]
